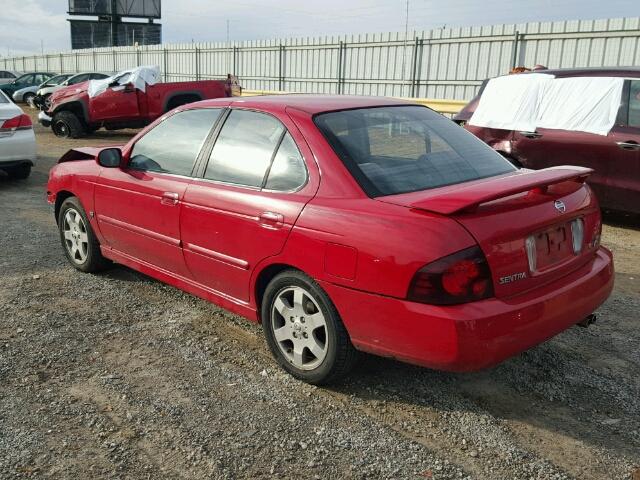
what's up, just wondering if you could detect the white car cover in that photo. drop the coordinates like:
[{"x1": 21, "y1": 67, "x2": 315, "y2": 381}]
[
  {"x1": 469, "y1": 73, "x2": 554, "y2": 132},
  {"x1": 88, "y1": 65, "x2": 161, "y2": 98},
  {"x1": 536, "y1": 77, "x2": 624, "y2": 136},
  {"x1": 469, "y1": 74, "x2": 625, "y2": 136}
]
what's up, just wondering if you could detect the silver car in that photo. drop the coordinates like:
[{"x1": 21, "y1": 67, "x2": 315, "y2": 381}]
[{"x1": 0, "y1": 70, "x2": 22, "y2": 86}]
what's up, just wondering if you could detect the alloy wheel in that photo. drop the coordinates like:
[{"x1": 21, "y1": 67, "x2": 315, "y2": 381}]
[
  {"x1": 271, "y1": 286, "x2": 328, "y2": 370},
  {"x1": 62, "y1": 208, "x2": 89, "y2": 264}
]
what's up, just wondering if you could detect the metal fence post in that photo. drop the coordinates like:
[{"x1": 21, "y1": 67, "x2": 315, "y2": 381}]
[
  {"x1": 410, "y1": 36, "x2": 420, "y2": 97},
  {"x1": 75, "y1": 52, "x2": 79, "y2": 72},
  {"x1": 163, "y1": 48, "x2": 168, "y2": 81},
  {"x1": 136, "y1": 47, "x2": 141, "y2": 67},
  {"x1": 511, "y1": 31, "x2": 520, "y2": 69},
  {"x1": 112, "y1": 49, "x2": 117, "y2": 73},
  {"x1": 59, "y1": 53, "x2": 63, "y2": 73},
  {"x1": 278, "y1": 44, "x2": 285, "y2": 91},
  {"x1": 337, "y1": 41, "x2": 344, "y2": 94},
  {"x1": 233, "y1": 45, "x2": 238, "y2": 75},
  {"x1": 195, "y1": 47, "x2": 200, "y2": 80}
]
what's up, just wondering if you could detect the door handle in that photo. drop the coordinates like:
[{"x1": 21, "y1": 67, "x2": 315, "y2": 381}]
[
  {"x1": 519, "y1": 131, "x2": 543, "y2": 139},
  {"x1": 161, "y1": 191, "x2": 179, "y2": 205},
  {"x1": 616, "y1": 141, "x2": 640, "y2": 151},
  {"x1": 258, "y1": 211, "x2": 284, "y2": 229}
]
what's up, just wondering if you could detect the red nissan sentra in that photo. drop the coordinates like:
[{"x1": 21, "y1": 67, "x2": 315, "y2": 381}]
[{"x1": 47, "y1": 95, "x2": 614, "y2": 384}]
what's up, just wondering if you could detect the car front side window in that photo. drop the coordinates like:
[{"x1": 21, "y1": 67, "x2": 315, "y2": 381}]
[
  {"x1": 204, "y1": 109, "x2": 286, "y2": 188},
  {"x1": 129, "y1": 108, "x2": 222, "y2": 176}
]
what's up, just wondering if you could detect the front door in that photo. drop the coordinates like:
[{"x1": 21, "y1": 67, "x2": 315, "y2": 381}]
[
  {"x1": 93, "y1": 108, "x2": 223, "y2": 276},
  {"x1": 180, "y1": 108, "x2": 317, "y2": 303},
  {"x1": 89, "y1": 83, "x2": 140, "y2": 122}
]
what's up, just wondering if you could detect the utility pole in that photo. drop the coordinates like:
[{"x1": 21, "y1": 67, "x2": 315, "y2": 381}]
[{"x1": 402, "y1": 0, "x2": 410, "y2": 97}]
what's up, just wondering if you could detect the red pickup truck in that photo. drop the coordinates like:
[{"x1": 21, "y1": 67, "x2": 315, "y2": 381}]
[{"x1": 39, "y1": 75, "x2": 241, "y2": 138}]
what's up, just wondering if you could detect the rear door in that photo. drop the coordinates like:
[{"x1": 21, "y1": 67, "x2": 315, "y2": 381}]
[
  {"x1": 605, "y1": 79, "x2": 640, "y2": 213},
  {"x1": 94, "y1": 108, "x2": 223, "y2": 276},
  {"x1": 180, "y1": 108, "x2": 317, "y2": 303},
  {"x1": 511, "y1": 128, "x2": 617, "y2": 206}
]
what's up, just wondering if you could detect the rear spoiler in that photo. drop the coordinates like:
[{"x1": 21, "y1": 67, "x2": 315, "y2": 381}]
[{"x1": 410, "y1": 166, "x2": 592, "y2": 215}]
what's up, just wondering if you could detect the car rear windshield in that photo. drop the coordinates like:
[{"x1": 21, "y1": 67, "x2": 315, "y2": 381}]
[
  {"x1": 314, "y1": 105, "x2": 515, "y2": 196},
  {"x1": 0, "y1": 91, "x2": 8, "y2": 103}
]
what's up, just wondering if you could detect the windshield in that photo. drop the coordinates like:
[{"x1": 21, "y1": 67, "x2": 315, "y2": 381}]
[
  {"x1": 43, "y1": 74, "x2": 70, "y2": 86},
  {"x1": 314, "y1": 105, "x2": 515, "y2": 197}
]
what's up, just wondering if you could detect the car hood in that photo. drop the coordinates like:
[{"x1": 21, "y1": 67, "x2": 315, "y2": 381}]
[
  {"x1": 51, "y1": 81, "x2": 90, "y2": 102},
  {"x1": 58, "y1": 145, "x2": 125, "y2": 163}
]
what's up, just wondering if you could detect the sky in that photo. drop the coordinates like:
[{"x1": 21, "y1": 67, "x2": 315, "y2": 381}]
[{"x1": 0, "y1": 0, "x2": 637, "y2": 57}]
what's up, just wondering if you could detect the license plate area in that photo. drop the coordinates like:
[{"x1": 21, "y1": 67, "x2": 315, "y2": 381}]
[{"x1": 529, "y1": 223, "x2": 573, "y2": 272}]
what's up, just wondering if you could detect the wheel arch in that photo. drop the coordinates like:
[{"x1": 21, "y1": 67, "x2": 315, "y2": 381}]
[
  {"x1": 54, "y1": 190, "x2": 76, "y2": 224},
  {"x1": 52, "y1": 100, "x2": 89, "y2": 124},
  {"x1": 163, "y1": 91, "x2": 203, "y2": 113},
  {"x1": 253, "y1": 263, "x2": 304, "y2": 322}
]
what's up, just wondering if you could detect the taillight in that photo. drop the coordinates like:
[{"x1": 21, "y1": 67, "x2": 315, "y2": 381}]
[
  {"x1": 407, "y1": 246, "x2": 494, "y2": 305},
  {"x1": 0, "y1": 113, "x2": 32, "y2": 131},
  {"x1": 570, "y1": 218, "x2": 584, "y2": 254}
]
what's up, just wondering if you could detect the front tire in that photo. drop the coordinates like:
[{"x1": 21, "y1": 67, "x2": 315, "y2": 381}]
[
  {"x1": 52, "y1": 111, "x2": 86, "y2": 138},
  {"x1": 23, "y1": 92, "x2": 35, "y2": 105},
  {"x1": 262, "y1": 270, "x2": 358, "y2": 384},
  {"x1": 58, "y1": 197, "x2": 110, "y2": 272}
]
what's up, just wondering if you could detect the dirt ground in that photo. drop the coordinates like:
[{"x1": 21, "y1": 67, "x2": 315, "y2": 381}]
[{"x1": 0, "y1": 109, "x2": 639, "y2": 479}]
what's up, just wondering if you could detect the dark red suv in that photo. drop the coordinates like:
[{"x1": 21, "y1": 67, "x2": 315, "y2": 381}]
[{"x1": 454, "y1": 68, "x2": 640, "y2": 214}]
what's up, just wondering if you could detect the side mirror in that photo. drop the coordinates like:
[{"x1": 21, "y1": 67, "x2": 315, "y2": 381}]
[{"x1": 97, "y1": 148, "x2": 122, "y2": 168}]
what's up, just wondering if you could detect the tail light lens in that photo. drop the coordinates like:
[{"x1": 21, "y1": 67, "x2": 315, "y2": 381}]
[
  {"x1": 0, "y1": 113, "x2": 32, "y2": 132},
  {"x1": 407, "y1": 246, "x2": 494, "y2": 305},
  {"x1": 570, "y1": 218, "x2": 584, "y2": 254}
]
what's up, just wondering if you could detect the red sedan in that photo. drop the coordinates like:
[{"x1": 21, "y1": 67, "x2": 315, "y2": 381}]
[{"x1": 47, "y1": 95, "x2": 614, "y2": 384}]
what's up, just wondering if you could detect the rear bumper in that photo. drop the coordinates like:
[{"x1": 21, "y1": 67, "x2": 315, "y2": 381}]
[
  {"x1": 0, "y1": 129, "x2": 36, "y2": 165},
  {"x1": 321, "y1": 247, "x2": 614, "y2": 372}
]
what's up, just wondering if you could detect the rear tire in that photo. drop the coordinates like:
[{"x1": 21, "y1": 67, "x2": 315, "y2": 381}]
[
  {"x1": 52, "y1": 111, "x2": 86, "y2": 138},
  {"x1": 5, "y1": 164, "x2": 31, "y2": 179},
  {"x1": 58, "y1": 196, "x2": 110, "y2": 273},
  {"x1": 262, "y1": 270, "x2": 358, "y2": 385}
]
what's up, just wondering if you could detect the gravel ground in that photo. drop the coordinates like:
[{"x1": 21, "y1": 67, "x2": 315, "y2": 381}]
[{"x1": 0, "y1": 110, "x2": 639, "y2": 479}]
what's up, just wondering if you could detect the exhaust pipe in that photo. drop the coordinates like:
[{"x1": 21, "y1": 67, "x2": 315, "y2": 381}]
[{"x1": 577, "y1": 314, "x2": 597, "y2": 328}]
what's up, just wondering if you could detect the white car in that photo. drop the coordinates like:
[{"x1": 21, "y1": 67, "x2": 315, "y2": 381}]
[{"x1": 0, "y1": 89, "x2": 36, "y2": 179}]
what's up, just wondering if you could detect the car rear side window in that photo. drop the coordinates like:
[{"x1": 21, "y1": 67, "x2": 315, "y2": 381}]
[
  {"x1": 129, "y1": 108, "x2": 222, "y2": 176},
  {"x1": 264, "y1": 132, "x2": 307, "y2": 191},
  {"x1": 314, "y1": 105, "x2": 515, "y2": 196},
  {"x1": 204, "y1": 109, "x2": 285, "y2": 187}
]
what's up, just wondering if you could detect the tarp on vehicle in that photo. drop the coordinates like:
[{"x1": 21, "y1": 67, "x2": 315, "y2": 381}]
[
  {"x1": 469, "y1": 74, "x2": 625, "y2": 136},
  {"x1": 468, "y1": 73, "x2": 554, "y2": 132},
  {"x1": 88, "y1": 65, "x2": 161, "y2": 98}
]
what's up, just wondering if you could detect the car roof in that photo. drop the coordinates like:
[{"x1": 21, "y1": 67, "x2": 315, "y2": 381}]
[
  {"x1": 524, "y1": 66, "x2": 640, "y2": 78},
  {"x1": 198, "y1": 94, "x2": 414, "y2": 114}
]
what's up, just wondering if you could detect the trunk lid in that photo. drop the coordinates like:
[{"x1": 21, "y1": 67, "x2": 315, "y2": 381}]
[{"x1": 377, "y1": 167, "x2": 602, "y2": 298}]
